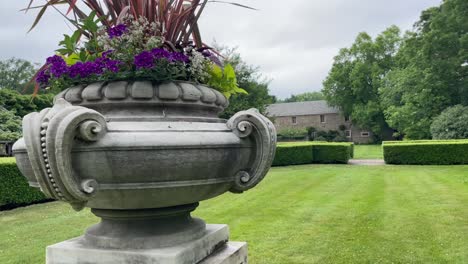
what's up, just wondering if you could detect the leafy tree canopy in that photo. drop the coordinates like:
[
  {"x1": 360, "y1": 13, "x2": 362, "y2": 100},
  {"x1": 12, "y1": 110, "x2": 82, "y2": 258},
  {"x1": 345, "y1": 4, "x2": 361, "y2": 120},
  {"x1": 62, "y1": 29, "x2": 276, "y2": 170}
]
[
  {"x1": 0, "y1": 89, "x2": 53, "y2": 118},
  {"x1": 322, "y1": 26, "x2": 402, "y2": 141},
  {"x1": 430, "y1": 105, "x2": 468, "y2": 139},
  {"x1": 380, "y1": 0, "x2": 468, "y2": 139},
  {"x1": 280, "y1": 92, "x2": 324, "y2": 103},
  {"x1": 0, "y1": 58, "x2": 37, "y2": 94},
  {"x1": 0, "y1": 108, "x2": 22, "y2": 141},
  {"x1": 217, "y1": 46, "x2": 276, "y2": 119}
]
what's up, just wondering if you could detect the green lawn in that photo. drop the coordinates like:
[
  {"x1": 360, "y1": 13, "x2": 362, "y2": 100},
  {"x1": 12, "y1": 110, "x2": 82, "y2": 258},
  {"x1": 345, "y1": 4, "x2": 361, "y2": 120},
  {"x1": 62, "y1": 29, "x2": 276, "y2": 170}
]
[
  {"x1": 2, "y1": 165, "x2": 468, "y2": 263},
  {"x1": 354, "y1": 145, "x2": 383, "y2": 159}
]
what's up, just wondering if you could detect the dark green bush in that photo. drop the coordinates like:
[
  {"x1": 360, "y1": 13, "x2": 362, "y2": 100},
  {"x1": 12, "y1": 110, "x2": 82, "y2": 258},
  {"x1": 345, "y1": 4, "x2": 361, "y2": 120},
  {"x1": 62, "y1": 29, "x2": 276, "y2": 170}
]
[
  {"x1": 383, "y1": 140, "x2": 468, "y2": 165},
  {"x1": 312, "y1": 143, "x2": 352, "y2": 164},
  {"x1": 0, "y1": 158, "x2": 47, "y2": 209},
  {"x1": 277, "y1": 128, "x2": 308, "y2": 141},
  {"x1": 273, "y1": 142, "x2": 353, "y2": 166},
  {"x1": 272, "y1": 144, "x2": 314, "y2": 166},
  {"x1": 430, "y1": 105, "x2": 468, "y2": 139}
]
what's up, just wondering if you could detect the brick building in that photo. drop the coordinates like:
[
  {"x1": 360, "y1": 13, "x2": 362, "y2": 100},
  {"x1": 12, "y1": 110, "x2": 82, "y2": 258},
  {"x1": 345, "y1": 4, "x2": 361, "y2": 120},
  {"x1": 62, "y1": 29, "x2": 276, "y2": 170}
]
[{"x1": 266, "y1": 100, "x2": 374, "y2": 144}]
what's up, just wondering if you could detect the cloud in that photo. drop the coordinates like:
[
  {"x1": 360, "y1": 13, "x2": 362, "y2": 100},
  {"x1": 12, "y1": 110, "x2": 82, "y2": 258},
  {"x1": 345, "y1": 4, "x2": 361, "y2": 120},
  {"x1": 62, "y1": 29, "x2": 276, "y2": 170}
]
[{"x1": 1, "y1": 0, "x2": 441, "y2": 98}]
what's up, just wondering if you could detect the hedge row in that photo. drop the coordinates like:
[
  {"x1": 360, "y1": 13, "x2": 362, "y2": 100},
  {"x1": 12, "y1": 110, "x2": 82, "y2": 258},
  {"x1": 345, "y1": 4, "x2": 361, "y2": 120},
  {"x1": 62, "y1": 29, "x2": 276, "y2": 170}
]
[
  {"x1": 383, "y1": 140, "x2": 468, "y2": 165},
  {"x1": 273, "y1": 142, "x2": 353, "y2": 166},
  {"x1": 0, "y1": 158, "x2": 47, "y2": 210}
]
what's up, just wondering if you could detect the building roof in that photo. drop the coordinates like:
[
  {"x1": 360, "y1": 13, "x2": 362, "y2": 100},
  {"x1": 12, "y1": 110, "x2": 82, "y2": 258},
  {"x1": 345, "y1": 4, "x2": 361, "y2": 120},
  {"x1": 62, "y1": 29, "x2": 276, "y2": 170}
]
[{"x1": 266, "y1": 100, "x2": 340, "y2": 117}]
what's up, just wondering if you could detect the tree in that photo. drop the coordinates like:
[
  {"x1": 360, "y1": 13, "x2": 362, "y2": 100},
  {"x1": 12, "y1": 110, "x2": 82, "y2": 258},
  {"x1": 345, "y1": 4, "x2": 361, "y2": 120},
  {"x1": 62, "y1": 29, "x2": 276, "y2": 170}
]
[
  {"x1": 430, "y1": 105, "x2": 468, "y2": 139},
  {"x1": 0, "y1": 89, "x2": 53, "y2": 117},
  {"x1": 0, "y1": 58, "x2": 37, "y2": 93},
  {"x1": 217, "y1": 47, "x2": 276, "y2": 119},
  {"x1": 322, "y1": 26, "x2": 402, "y2": 141},
  {"x1": 281, "y1": 92, "x2": 324, "y2": 102},
  {"x1": 380, "y1": 0, "x2": 468, "y2": 139},
  {"x1": 0, "y1": 108, "x2": 22, "y2": 141}
]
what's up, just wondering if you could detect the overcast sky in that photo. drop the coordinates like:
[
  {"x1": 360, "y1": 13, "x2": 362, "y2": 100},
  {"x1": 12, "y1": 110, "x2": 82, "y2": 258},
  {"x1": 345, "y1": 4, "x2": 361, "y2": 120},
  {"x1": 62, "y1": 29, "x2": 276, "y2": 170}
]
[{"x1": 1, "y1": 0, "x2": 441, "y2": 98}]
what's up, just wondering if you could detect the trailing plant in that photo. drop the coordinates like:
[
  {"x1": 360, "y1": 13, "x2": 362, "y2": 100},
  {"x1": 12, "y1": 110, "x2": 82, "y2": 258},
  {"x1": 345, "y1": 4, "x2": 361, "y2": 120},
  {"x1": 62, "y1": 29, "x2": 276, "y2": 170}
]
[{"x1": 25, "y1": 0, "x2": 253, "y2": 97}]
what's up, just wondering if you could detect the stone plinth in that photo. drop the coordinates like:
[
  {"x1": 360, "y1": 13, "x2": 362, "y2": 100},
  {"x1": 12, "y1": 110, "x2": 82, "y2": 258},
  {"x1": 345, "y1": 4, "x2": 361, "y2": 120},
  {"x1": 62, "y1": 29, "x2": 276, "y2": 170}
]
[{"x1": 47, "y1": 224, "x2": 247, "y2": 264}]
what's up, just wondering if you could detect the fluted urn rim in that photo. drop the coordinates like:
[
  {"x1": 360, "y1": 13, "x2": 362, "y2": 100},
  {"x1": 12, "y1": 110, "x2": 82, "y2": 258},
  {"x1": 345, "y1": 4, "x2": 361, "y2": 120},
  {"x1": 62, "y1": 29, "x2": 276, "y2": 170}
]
[{"x1": 54, "y1": 80, "x2": 229, "y2": 113}]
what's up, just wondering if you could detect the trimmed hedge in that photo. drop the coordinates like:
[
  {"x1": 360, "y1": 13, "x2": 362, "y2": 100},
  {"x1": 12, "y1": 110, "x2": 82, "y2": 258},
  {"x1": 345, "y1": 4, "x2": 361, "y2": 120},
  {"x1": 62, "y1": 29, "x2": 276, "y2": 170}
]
[
  {"x1": 312, "y1": 143, "x2": 353, "y2": 164},
  {"x1": 383, "y1": 140, "x2": 468, "y2": 165},
  {"x1": 273, "y1": 142, "x2": 353, "y2": 166},
  {"x1": 273, "y1": 144, "x2": 314, "y2": 166},
  {"x1": 0, "y1": 158, "x2": 47, "y2": 210}
]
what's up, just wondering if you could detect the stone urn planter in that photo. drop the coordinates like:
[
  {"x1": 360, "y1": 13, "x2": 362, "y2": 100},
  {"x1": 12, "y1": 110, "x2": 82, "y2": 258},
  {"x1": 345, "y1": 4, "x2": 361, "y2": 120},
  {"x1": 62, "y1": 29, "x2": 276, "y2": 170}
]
[{"x1": 13, "y1": 80, "x2": 276, "y2": 263}]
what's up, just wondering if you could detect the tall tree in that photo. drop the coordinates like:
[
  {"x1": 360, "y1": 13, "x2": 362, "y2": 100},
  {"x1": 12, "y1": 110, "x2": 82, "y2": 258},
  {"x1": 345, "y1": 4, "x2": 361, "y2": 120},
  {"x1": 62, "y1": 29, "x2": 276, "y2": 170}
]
[
  {"x1": 380, "y1": 0, "x2": 468, "y2": 139},
  {"x1": 217, "y1": 47, "x2": 276, "y2": 119},
  {"x1": 0, "y1": 108, "x2": 22, "y2": 141},
  {"x1": 0, "y1": 89, "x2": 53, "y2": 117},
  {"x1": 0, "y1": 58, "x2": 37, "y2": 93},
  {"x1": 322, "y1": 26, "x2": 402, "y2": 141},
  {"x1": 281, "y1": 92, "x2": 324, "y2": 102}
]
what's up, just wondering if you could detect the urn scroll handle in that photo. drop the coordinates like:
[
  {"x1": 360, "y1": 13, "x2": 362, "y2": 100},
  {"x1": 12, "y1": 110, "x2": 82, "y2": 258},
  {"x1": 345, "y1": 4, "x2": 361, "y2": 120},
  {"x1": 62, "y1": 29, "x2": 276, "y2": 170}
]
[
  {"x1": 22, "y1": 99, "x2": 107, "y2": 211},
  {"x1": 227, "y1": 108, "x2": 277, "y2": 193}
]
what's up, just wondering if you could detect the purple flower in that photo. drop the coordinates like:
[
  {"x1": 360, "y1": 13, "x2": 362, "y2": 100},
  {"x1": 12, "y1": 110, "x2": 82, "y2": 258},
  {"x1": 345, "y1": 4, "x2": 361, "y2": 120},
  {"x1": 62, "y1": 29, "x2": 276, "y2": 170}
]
[
  {"x1": 46, "y1": 55, "x2": 68, "y2": 77},
  {"x1": 69, "y1": 61, "x2": 99, "y2": 78},
  {"x1": 36, "y1": 69, "x2": 51, "y2": 84},
  {"x1": 134, "y1": 51, "x2": 155, "y2": 69},
  {"x1": 108, "y1": 24, "x2": 127, "y2": 39},
  {"x1": 169, "y1": 52, "x2": 190, "y2": 63},
  {"x1": 102, "y1": 50, "x2": 114, "y2": 58}
]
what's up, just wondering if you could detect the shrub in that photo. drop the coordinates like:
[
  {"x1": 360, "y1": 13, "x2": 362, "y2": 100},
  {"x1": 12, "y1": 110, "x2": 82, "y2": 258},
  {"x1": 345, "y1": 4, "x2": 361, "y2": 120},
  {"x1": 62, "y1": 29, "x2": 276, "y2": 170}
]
[
  {"x1": 430, "y1": 105, "x2": 468, "y2": 139},
  {"x1": 273, "y1": 142, "x2": 353, "y2": 166},
  {"x1": 0, "y1": 158, "x2": 47, "y2": 209},
  {"x1": 312, "y1": 143, "x2": 352, "y2": 164},
  {"x1": 314, "y1": 130, "x2": 346, "y2": 142},
  {"x1": 277, "y1": 128, "x2": 308, "y2": 140},
  {"x1": 383, "y1": 140, "x2": 468, "y2": 165},
  {"x1": 273, "y1": 143, "x2": 314, "y2": 166}
]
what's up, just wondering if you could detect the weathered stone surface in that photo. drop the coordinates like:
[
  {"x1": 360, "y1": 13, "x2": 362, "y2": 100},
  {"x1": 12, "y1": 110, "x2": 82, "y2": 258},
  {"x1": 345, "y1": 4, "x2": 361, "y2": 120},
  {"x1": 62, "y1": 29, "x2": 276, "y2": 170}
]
[
  {"x1": 104, "y1": 81, "x2": 127, "y2": 99},
  {"x1": 199, "y1": 242, "x2": 248, "y2": 264},
  {"x1": 131, "y1": 81, "x2": 153, "y2": 99},
  {"x1": 179, "y1": 82, "x2": 202, "y2": 101},
  {"x1": 158, "y1": 82, "x2": 180, "y2": 100},
  {"x1": 13, "y1": 81, "x2": 276, "y2": 264},
  {"x1": 64, "y1": 85, "x2": 84, "y2": 103},
  {"x1": 46, "y1": 224, "x2": 230, "y2": 264},
  {"x1": 82, "y1": 82, "x2": 105, "y2": 101}
]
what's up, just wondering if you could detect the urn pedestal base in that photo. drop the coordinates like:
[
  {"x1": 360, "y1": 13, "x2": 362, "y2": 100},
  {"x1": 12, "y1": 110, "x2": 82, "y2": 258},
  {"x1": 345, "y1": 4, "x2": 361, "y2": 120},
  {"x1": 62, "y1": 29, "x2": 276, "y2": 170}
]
[{"x1": 46, "y1": 224, "x2": 247, "y2": 264}]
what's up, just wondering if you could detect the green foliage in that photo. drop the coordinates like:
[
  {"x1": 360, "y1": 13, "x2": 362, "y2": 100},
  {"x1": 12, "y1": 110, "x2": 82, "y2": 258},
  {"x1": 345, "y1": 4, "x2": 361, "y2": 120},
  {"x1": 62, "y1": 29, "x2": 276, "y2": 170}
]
[
  {"x1": 0, "y1": 159, "x2": 47, "y2": 208},
  {"x1": 0, "y1": 58, "x2": 37, "y2": 93},
  {"x1": 273, "y1": 142, "x2": 353, "y2": 166},
  {"x1": 281, "y1": 92, "x2": 324, "y2": 102},
  {"x1": 323, "y1": 26, "x2": 402, "y2": 141},
  {"x1": 0, "y1": 108, "x2": 22, "y2": 141},
  {"x1": 312, "y1": 143, "x2": 352, "y2": 164},
  {"x1": 272, "y1": 144, "x2": 314, "y2": 166},
  {"x1": 217, "y1": 47, "x2": 276, "y2": 119},
  {"x1": 383, "y1": 140, "x2": 468, "y2": 165},
  {"x1": 277, "y1": 128, "x2": 308, "y2": 140},
  {"x1": 0, "y1": 89, "x2": 53, "y2": 117},
  {"x1": 430, "y1": 105, "x2": 468, "y2": 139},
  {"x1": 313, "y1": 130, "x2": 347, "y2": 142},
  {"x1": 207, "y1": 64, "x2": 247, "y2": 98},
  {"x1": 380, "y1": 0, "x2": 468, "y2": 139}
]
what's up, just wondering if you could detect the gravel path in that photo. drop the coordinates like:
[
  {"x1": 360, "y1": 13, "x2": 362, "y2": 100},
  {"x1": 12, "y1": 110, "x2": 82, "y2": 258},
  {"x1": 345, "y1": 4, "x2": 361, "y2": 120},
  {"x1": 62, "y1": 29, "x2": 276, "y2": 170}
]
[{"x1": 348, "y1": 159, "x2": 386, "y2": 166}]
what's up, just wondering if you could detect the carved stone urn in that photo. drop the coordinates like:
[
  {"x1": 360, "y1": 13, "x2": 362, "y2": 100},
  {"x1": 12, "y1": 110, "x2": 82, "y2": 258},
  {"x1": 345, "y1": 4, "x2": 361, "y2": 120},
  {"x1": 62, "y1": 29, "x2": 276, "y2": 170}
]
[{"x1": 13, "y1": 81, "x2": 276, "y2": 264}]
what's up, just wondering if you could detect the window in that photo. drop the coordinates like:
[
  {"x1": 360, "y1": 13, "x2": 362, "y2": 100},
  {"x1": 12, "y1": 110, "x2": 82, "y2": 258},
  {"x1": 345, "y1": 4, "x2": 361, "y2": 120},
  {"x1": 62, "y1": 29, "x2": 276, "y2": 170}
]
[
  {"x1": 345, "y1": 130, "x2": 352, "y2": 138},
  {"x1": 345, "y1": 115, "x2": 350, "y2": 122},
  {"x1": 320, "y1": 115, "x2": 326, "y2": 123},
  {"x1": 361, "y1": 131, "x2": 370, "y2": 137},
  {"x1": 292, "y1": 116, "x2": 297, "y2": 124}
]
